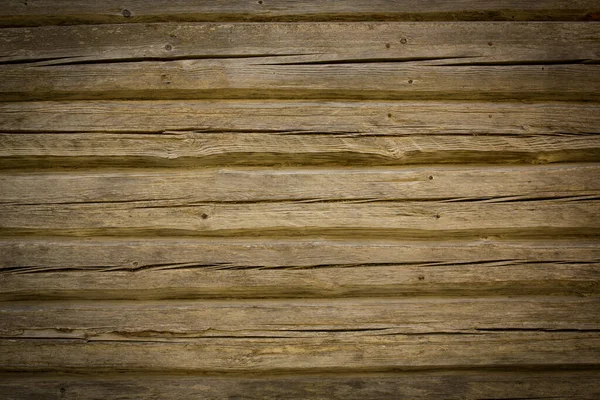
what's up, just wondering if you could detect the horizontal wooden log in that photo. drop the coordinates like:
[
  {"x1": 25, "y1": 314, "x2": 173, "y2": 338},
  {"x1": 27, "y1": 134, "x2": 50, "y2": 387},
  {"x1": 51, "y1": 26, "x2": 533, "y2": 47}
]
[
  {"x1": 2, "y1": 101, "x2": 598, "y2": 167},
  {"x1": 1, "y1": 239, "x2": 598, "y2": 299},
  {"x1": 1, "y1": 332, "x2": 599, "y2": 372},
  {"x1": 1, "y1": 198, "x2": 597, "y2": 238},
  {"x1": 2, "y1": 59, "x2": 598, "y2": 101},
  {"x1": 0, "y1": 1, "x2": 598, "y2": 26},
  {"x1": 1, "y1": 297, "x2": 598, "y2": 339},
  {"x1": 2, "y1": 101, "x2": 598, "y2": 135},
  {"x1": 1, "y1": 132, "x2": 598, "y2": 168},
  {"x1": 3, "y1": 22, "x2": 599, "y2": 66},
  {"x1": 1, "y1": 371, "x2": 599, "y2": 400},
  {"x1": 1, "y1": 165, "x2": 598, "y2": 205},
  {"x1": 1, "y1": 22, "x2": 598, "y2": 100}
]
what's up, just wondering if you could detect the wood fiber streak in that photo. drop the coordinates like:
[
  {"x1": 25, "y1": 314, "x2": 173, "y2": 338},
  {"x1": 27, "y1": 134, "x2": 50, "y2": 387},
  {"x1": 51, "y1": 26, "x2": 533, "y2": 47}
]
[
  {"x1": 1, "y1": 371, "x2": 599, "y2": 400},
  {"x1": 1, "y1": 239, "x2": 597, "y2": 299},
  {"x1": 0, "y1": 0, "x2": 598, "y2": 26},
  {"x1": 1, "y1": 333, "x2": 599, "y2": 372},
  {"x1": 0, "y1": 297, "x2": 597, "y2": 339}
]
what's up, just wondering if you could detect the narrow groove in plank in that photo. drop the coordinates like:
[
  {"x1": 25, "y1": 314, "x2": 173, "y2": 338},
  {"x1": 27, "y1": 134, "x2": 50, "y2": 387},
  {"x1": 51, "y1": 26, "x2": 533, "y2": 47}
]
[
  {"x1": 1, "y1": 1, "x2": 598, "y2": 26},
  {"x1": 1, "y1": 238, "x2": 597, "y2": 299}
]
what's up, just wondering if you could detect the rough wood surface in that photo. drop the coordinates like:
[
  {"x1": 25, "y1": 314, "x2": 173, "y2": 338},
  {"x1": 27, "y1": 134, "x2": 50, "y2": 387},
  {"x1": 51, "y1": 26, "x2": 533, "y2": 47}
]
[
  {"x1": 2, "y1": 371, "x2": 599, "y2": 400},
  {"x1": 3, "y1": 22, "x2": 599, "y2": 65},
  {"x1": 2, "y1": 332, "x2": 599, "y2": 373},
  {"x1": 1, "y1": 239, "x2": 597, "y2": 299},
  {"x1": 2, "y1": 100, "x2": 598, "y2": 135},
  {"x1": 0, "y1": 1, "x2": 598, "y2": 26},
  {"x1": 1, "y1": 22, "x2": 598, "y2": 101},
  {"x1": 2, "y1": 100, "x2": 598, "y2": 168},
  {"x1": 0, "y1": 6, "x2": 598, "y2": 399},
  {"x1": 1, "y1": 297, "x2": 598, "y2": 339},
  {"x1": 1, "y1": 197, "x2": 597, "y2": 238},
  {"x1": 1, "y1": 164, "x2": 598, "y2": 204},
  {"x1": 2, "y1": 133, "x2": 598, "y2": 168},
  {"x1": 2, "y1": 60, "x2": 597, "y2": 101},
  {"x1": 3, "y1": 134, "x2": 598, "y2": 169}
]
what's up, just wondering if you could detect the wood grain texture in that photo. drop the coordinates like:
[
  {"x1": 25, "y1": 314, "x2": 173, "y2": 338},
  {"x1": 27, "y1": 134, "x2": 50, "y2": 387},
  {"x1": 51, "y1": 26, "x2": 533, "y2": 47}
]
[
  {"x1": 0, "y1": 4, "x2": 598, "y2": 395},
  {"x1": 2, "y1": 332, "x2": 599, "y2": 373},
  {"x1": 1, "y1": 297, "x2": 598, "y2": 339},
  {"x1": 2, "y1": 371, "x2": 599, "y2": 400},
  {"x1": 2, "y1": 101, "x2": 598, "y2": 135},
  {"x1": 2, "y1": 59, "x2": 598, "y2": 101},
  {"x1": 1, "y1": 164, "x2": 598, "y2": 204},
  {"x1": 1, "y1": 197, "x2": 597, "y2": 238},
  {"x1": 0, "y1": 0, "x2": 598, "y2": 26},
  {"x1": 1, "y1": 239, "x2": 597, "y2": 299},
  {"x1": 2, "y1": 22, "x2": 599, "y2": 65},
  {"x1": 1, "y1": 133, "x2": 598, "y2": 169},
  {"x1": 2, "y1": 101, "x2": 599, "y2": 168},
  {"x1": 1, "y1": 22, "x2": 598, "y2": 101}
]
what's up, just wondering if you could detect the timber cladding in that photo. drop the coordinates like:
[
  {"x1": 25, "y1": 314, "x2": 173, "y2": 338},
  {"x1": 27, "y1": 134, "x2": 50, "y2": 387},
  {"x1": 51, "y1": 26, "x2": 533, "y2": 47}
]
[{"x1": 0, "y1": 1, "x2": 598, "y2": 399}]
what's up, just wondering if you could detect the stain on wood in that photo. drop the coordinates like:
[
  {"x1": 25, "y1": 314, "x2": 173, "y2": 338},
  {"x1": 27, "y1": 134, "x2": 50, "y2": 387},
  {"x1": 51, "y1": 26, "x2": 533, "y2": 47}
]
[{"x1": 0, "y1": 1, "x2": 598, "y2": 399}]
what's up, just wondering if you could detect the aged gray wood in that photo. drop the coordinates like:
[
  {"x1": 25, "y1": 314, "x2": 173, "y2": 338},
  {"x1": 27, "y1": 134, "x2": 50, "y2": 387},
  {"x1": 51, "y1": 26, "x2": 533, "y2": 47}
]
[
  {"x1": 2, "y1": 22, "x2": 599, "y2": 65},
  {"x1": 2, "y1": 371, "x2": 599, "y2": 400},
  {"x1": 1, "y1": 238, "x2": 597, "y2": 299},
  {"x1": 1, "y1": 297, "x2": 597, "y2": 339},
  {"x1": 2, "y1": 332, "x2": 598, "y2": 372},
  {"x1": 1, "y1": 59, "x2": 597, "y2": 101},
  {"x1": 0, "y1": 0, "x2": 598, "y2": 26}
]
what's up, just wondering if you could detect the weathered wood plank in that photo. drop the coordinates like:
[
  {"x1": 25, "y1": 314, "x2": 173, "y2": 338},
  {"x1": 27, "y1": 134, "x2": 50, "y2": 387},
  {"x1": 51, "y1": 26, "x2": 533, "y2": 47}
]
[
  {"x1": 2, "y1": 371, "x2": 599, "y2": 400},
  {"x1": 0, "y1": 1, "x2": 598, "y2": 26},
  {"x1": 1, "y1": 23, "x2": 598, "y2": 100},
  {"x1": 2, "y1": 60, "x2": 598, "y2": 101},
  {"x1": 2, "y1": 101, "x2": 598, "y2": 135},
  {"x1": 2, "y1": 101, "x2": 598, "y2": 167},
  {"x1": 2, "y1": 332, "x2": 598, "y2": 372},
  {"x1": 1, "y1": 239, "x2": 597, "y2": 299},
  {"x1": 1, "y1": 297, "x2": 597, "y2": 339},
  {"x1": 1, "y1": 164, "x2": 598, "y2": 204},
  {"x1": 2, "y1": 22, "x2": 599, "y2": 65},
  {"x1": 1, "y1": 198, "x2": 597, "y2": 238},
  {"x1": 1, "y1": 133, "x2": 598, "y2": 168}
]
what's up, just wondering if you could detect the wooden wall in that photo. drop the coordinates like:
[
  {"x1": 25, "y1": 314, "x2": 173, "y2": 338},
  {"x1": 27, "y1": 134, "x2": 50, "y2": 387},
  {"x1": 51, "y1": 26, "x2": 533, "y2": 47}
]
[{"x1": 0, "y1": 1, "x2": 599, "y2": 398}]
